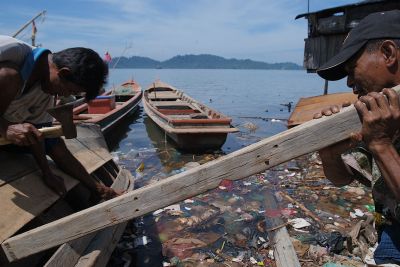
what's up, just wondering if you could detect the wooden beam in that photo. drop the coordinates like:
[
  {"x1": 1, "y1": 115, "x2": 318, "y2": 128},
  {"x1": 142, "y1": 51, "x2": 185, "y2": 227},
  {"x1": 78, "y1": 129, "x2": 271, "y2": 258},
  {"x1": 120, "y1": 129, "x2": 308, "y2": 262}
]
[
  {"x1": 264, "y1": 189, "x2": 300, "y2": 267},
  {"x1": 1, "y1": 97, "x2": 365, "y2": 261},
  {"x1": 6, "y1": 85, "x2": 400, "y2": 261},
  {"x1": 44, "y1": 169, "x2": 133, "y2": 267},
  {"x1": 74, "y1": 169, "x2": 134, "y2": 267}
]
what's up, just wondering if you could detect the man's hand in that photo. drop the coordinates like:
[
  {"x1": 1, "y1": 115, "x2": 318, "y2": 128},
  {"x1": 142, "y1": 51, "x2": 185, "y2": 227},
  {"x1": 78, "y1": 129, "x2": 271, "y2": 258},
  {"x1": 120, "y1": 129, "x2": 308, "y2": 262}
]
[
  {"x1": 354, "y1": 88, "x2": 400, "y2": 150},
  {"x1": 42, "y1": 171, "x2": 67, "y2": 196},
  {"x1": 6, "y1": 123, "x2": 43, "y2": 146},
  {"x1": 313, "y1": 101, "x2": 352, "y2": 119},
  {"x1": 96, "y1": 184, "x2": 123, "y2": 200},
  {"x1": 313, "y1": 100, "x2": 358, "y2": 186}
]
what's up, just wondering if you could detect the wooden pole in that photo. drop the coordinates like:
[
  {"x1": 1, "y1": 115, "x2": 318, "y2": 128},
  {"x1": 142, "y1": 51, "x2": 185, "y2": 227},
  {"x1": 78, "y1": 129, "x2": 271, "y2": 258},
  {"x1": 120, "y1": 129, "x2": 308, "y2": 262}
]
[
  {"x1": 264, "y1": 189, "x2": 300, "y2": 267},
  {"x1": 12, "y1": 11, "x2": 46, "y2": 38},
  {"x1": 4, "y1": 85, "x2": 399, "y2": 262},
  {"x1": 324, "y1": 80, "x2": 329, "y2": 95}
]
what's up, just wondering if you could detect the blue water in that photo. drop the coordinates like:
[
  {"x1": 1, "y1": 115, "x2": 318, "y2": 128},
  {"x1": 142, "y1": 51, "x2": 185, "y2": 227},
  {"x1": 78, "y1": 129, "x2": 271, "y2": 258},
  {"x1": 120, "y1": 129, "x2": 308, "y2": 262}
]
[
  {"x1": 105, "y1": 69, "x2": 349, "y2": 265},
  {"x1": 107, "y1": 69, "x2": 348, "y2": 154}
]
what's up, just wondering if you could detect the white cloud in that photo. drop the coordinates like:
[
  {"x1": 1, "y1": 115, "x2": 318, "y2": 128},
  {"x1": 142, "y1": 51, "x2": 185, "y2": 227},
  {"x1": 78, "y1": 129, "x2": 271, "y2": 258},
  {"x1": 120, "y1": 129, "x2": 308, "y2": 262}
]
[{"x1": 2, "y1": 0, "x2": 357, "y2": 63}]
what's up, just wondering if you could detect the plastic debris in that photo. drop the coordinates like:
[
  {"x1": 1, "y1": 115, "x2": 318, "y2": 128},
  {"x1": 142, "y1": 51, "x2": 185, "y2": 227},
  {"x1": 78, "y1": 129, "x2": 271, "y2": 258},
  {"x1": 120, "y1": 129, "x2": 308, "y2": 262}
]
[
  {"x1": 110, "y1": 143, "x2": 375, "y2": 266},
  {"x1": 288, "y1": 218, "x2": 311, "y2": 229}
]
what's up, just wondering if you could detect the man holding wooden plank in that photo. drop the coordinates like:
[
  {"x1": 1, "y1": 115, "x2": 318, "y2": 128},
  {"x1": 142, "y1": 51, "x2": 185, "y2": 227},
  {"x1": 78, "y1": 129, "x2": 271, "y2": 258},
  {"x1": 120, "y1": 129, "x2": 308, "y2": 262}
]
[
  {"x1": 0, "y1": 35, "x2": 119, "y2": 199},
  {"x1": 316, "y1": 10, "x2": 400, "y2": 265}
]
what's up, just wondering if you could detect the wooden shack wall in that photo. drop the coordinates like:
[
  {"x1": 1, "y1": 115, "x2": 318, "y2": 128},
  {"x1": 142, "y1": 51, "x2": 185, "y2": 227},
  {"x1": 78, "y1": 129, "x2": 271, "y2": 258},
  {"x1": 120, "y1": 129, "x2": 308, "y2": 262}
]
[
  {"x1": 303, "y1": 1, "x2": 400, "y2": 72},
  {"x1": 304, "y1": 34, "x2": 346, "y2": 72}
]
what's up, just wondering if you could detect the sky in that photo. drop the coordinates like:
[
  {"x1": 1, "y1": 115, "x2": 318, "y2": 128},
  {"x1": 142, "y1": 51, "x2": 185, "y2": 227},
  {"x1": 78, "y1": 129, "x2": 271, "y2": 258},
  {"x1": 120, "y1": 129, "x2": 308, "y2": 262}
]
[{"x1": 1, "y1": 0, "x2": 359, "y2": 65}]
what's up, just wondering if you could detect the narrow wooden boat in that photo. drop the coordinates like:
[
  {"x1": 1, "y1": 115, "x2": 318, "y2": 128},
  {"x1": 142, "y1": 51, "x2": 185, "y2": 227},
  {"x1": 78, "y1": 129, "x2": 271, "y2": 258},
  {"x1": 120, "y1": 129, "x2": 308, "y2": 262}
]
[
  {"x1": 0, "y1": 124, "x2": 134, "y2": 266},
  {"x1": 287, "y1": 92, "x2": 357, "y2": 128},
  {"x1": 143, "y1": 80, "x2": 238, "y2": 151},
  {"x1": 72, "y1": 80, "x2": 142, "y2": 133}
]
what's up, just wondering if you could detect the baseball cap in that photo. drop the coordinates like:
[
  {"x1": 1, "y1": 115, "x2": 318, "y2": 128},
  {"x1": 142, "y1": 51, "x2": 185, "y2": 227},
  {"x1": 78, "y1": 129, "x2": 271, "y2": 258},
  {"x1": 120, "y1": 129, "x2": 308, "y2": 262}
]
[{"x1": 317, "y1": 9, "x2": 400, "y2": 81}]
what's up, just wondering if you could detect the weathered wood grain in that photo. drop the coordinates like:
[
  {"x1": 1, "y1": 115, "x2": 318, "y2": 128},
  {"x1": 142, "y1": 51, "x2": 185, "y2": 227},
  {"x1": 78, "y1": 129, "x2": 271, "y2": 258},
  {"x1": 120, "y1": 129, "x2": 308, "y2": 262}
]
[
  {"x1": 264, "y1": 189, "x2": 300, "y2": 267},
  {"x1": 0, "y1": 164, "x2": 78, "y2": 243},
  {"x1": 44, "y1": 169, "x2": 133, "y2": 267},
  {"x1": 0, "y1": 151, "x2": 38, "y2": 186},
  {"x1": 64, "y1": 124, "x2": 112, "y2": 173},
  {"x1": 7, "y1": 83, "x2": 400, "y2": 262},
  {"x1": 73, "y1": 169, "x2": 134, "y2": 267}
]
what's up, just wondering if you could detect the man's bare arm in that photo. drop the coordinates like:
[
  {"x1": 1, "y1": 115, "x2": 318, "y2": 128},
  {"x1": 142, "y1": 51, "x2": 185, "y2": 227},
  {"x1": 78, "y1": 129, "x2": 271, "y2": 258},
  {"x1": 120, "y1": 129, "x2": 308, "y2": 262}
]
[
  {"x1": 355, "y1": 89, "x2": 400, "y2": 201},
  {"x1": 0, "y1": 65, "x2": 42, "y2": 145},
  {"x1": 0, "y1": 66, "x2": 20, "y2": 135},
  {"x1": 319, "y1": 140, "x2": 356, "y2": 186}
]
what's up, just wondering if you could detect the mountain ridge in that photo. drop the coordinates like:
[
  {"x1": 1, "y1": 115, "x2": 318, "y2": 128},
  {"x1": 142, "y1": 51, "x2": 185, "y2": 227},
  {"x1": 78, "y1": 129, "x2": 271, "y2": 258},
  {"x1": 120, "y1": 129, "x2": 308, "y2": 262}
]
[{"x1": 109, "y1": 54, "x2": 302, "y2": 70}]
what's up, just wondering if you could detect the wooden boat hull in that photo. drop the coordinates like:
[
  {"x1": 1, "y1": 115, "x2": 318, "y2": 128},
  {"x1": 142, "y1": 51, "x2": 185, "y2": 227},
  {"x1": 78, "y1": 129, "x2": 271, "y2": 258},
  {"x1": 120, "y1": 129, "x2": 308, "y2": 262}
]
[
  {"x1": 96, "y1": 95, "x2": 141, "y2": 134},
  {"x1": 143, "y1": 80, "x2": 238, "y2": 151},
  {"x1": 168, "y1": 132, "x2": 228, "y2": 151},
  {"x1": 72, "y1": 80, "x2": 142, "y2": 133}
]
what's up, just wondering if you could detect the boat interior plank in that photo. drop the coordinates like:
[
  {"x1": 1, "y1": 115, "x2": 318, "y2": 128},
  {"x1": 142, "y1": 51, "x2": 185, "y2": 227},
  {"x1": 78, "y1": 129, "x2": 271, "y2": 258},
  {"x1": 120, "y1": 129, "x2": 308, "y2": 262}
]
[
  {"x1": 0, "y1": 163, "x2": 78, "y2": 243},
  {"x1": 0, "y1": 151, "x2": 38, "y2": 186}
]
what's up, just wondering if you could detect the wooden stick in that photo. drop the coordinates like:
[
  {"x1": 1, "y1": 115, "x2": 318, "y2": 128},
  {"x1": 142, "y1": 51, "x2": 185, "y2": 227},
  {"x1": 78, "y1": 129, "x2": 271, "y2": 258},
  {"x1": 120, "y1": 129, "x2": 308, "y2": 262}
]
[
  {"x1": 0, "y1": 126, "x2": 63, "y2": 145},
  {"x1": 278, "y1": 191, "x2": 323, "y2": 226},
  {"x1": 4, "y1": 85, "x2": 400, "y2": 261},
  {"x1": 264, "y1": 189, "x2": 300, "y2": 267}
]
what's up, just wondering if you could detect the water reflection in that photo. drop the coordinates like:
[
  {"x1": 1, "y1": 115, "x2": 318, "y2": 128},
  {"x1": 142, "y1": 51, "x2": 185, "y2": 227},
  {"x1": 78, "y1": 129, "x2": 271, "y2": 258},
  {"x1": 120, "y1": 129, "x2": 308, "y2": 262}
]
[{"x1": 105, "y1": 108, "x2": 143, "y2": 151}]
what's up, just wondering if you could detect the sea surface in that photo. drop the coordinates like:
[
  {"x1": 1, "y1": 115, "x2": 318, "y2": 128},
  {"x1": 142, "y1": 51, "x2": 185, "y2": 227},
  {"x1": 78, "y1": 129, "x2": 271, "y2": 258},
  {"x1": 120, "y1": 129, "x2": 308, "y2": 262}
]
[
  {"x1": 107, "y1": 69, "x2": 348, "y2": 154},
  {"x1": 104, "y1": 69, "x2": 349, "y2": 265}
]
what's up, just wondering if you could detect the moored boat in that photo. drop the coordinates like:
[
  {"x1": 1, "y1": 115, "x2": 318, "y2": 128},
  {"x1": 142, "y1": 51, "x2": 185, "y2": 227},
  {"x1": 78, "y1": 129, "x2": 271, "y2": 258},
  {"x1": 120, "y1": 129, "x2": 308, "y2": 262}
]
[
  {"x1": 72, "y1": 80, "x2": 142, "y2": 133},
  {"x1": 143, "y1": 80, "x2": 238, "y2": 151}
]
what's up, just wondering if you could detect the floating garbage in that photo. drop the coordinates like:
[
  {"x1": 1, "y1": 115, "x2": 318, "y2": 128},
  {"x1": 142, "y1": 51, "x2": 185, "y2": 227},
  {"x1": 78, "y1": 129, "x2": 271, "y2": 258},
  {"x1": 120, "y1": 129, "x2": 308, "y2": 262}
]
[
  {"x1": 288, "y1": 218, "x2": 311, "y2": 229},
  {"x1": 109, "y1": 145, "x2": 375, "y2": 266}
]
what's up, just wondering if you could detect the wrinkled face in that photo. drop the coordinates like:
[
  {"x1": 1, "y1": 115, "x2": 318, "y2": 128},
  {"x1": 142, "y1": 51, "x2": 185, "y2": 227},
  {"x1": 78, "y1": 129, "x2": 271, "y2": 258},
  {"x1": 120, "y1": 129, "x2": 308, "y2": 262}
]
[
  {"x1": 43, "y1": 63, "x2": 85, "y2": 96},
  {"x1": 345, "y1": 48, "x2": 390, "y2": 98}
]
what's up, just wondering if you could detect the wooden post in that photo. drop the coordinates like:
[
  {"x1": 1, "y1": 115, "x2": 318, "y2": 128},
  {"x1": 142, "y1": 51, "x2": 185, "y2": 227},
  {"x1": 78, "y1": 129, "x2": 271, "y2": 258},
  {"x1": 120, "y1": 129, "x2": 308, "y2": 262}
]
[
  {"x1": 3, "y1": 85, "x2": 400, "y2": 261},
  {"x1": 12, "y1": 11, "x2": 46, "y2": 38},
  {"x1": 264, "y1": 189, "x2": 300, "y2": 267},
  {"x1": 324, "y1": 80, "x2": 329, "y2": 95}
]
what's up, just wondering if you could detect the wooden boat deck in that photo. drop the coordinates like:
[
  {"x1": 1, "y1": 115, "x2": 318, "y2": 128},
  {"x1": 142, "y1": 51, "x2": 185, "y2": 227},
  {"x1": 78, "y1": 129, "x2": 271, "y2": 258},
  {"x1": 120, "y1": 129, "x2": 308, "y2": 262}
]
[
  {"x1": 0, "y1": 124, "x2": 133, "y2": 266},
  {"x1": 148, "y1": 91, "x2": 180, "y2": 100},
  {"x1": 287, "y1": 92, "x2": 357, "y2": 127}
]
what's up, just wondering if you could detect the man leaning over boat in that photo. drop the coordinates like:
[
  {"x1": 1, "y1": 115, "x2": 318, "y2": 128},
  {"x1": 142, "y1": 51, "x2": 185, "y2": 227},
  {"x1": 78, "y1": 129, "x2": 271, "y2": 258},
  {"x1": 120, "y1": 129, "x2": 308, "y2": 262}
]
[{"x1": 0, "y1": 35, "x2": 120, "y2": 200}]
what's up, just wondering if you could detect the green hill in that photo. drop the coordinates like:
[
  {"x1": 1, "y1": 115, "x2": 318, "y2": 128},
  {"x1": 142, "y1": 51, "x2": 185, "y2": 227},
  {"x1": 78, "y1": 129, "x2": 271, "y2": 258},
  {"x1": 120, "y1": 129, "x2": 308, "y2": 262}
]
[{"x1": 109, "y1": 54, "x2": 302, "y2": 70}]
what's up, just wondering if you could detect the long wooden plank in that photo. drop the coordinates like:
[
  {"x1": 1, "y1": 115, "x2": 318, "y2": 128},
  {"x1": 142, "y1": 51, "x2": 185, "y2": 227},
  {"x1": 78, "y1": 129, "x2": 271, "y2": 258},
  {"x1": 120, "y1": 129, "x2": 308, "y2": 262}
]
[
  {"x1": 44, "y1": 169, "x2": 133, "y2": 267},
  {"x1": 150, "y1": 101, "x2": 190, "y2": 106},
  {"x1": 64, "y1": 124, "x2": 112, "y2": 173},
  {"x1": 1, "y1": 101, "x2": 362, "y2": 260},
  {"x1": 5, "y1": 84, "x2": 394, "y2": 261},
  {"x1": 0, "y1": 151, "x2": 38, "y2": 186},
  {"x1": 0, "y1": 164, "x2": 78, "y2": 243},
  {"x1": 0, "y1": 125, "x2": 108, "y2": 245},
  {"x1": 74, "y1": 169, "x2": 134, "y2": 267},
  {"x1": 264, "y1": 189, "x2": 300, "y2": 267}
]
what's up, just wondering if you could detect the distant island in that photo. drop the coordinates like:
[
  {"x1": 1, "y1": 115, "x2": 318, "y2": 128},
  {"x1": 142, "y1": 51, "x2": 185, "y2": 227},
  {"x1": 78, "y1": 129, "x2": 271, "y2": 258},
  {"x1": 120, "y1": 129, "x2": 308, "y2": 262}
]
[{"x1": 109, "y1": 54, "x2": 303, "y2": 70}]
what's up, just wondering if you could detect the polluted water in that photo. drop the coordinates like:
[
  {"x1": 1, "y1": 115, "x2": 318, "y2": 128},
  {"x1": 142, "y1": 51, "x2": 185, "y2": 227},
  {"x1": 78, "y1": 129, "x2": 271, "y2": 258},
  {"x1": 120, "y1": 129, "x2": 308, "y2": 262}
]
[{"x1": 105, "y1": 112, "x2": 375, "y2": 267}]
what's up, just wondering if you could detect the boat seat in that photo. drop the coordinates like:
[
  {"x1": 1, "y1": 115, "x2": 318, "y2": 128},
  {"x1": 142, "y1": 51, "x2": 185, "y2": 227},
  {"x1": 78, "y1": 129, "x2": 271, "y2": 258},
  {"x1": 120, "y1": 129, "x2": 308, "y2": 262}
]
[
  {"x1": 148, "y1": 92, "x2": 179, "y2": 100},
  {"x1": 151, "y1": 101, "x2": 188, "y2": 106},
  {"x1": 168, "y1": 115, "x2": 193, "y2": 119}
]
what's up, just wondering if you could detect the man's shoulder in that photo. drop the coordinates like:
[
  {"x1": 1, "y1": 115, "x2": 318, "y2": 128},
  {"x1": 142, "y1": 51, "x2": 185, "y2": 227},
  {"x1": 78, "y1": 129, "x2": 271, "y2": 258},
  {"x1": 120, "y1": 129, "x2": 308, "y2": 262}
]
[
  {"x1": 0, "y1": 36, "x2": 33, "y2": 67},
  {"x1": 0, "y1": 64, "x2": 22, "y2": 90},
  {"x1": 0, "y1": 64, "x2": 19, "y2": 77}
]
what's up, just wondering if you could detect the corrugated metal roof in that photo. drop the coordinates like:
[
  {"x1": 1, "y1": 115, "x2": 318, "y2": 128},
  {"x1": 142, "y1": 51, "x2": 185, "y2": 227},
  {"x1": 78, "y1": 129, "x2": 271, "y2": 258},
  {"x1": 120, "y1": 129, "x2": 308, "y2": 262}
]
[{"x1": 295, "y1": 0, "x2": 388, "y2": 19}]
